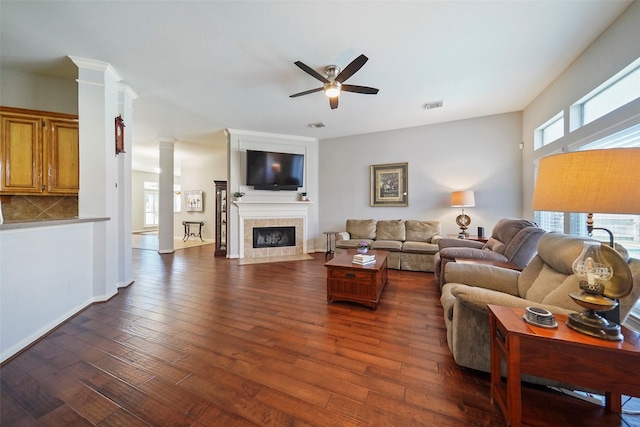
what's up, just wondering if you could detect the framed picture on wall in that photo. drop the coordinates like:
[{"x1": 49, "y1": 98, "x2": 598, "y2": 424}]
[
  {"x1": 184, "y1": 190, "x2": 204, "y2": 212},
  {"x1": 370, "y1": 162, "x2": 408, "y2": 206}
]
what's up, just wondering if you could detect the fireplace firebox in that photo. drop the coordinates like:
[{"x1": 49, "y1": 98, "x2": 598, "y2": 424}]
[{"x1": 253, "y1": 226, "x2": 296, "y2": 248}]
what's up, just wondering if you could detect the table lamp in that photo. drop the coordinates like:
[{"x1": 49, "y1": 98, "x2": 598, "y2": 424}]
[
  {"x1": 531, "y1": 148, "x2": 640, "y2": 340},
  {"x1": 451, "y1": 190, "x2": 475, "y2": 237},
  {"x1": 531, "y1": 148, "x2": 640, "y2": 246}
]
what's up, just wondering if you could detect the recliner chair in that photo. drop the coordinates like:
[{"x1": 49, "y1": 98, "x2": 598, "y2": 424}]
[
  {"x1": 434, "y1": 218, "x2": 545, "y2": 288},
  {"x1": 439, "y1": 232, "x2": 640, "y2": 375}
]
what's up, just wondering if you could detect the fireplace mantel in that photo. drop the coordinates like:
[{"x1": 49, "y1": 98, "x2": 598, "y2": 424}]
[
  {"x1": 234, "y1": 200, "x2": 312, "y2": 258},
  {"x1": 233, "y1": 200, "x2": 313, "y2": 207}
]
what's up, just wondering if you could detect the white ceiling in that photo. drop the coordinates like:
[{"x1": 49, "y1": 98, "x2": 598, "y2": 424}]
[{"x1": 0, "y1": 1, "x2": 633, "y2": 175}]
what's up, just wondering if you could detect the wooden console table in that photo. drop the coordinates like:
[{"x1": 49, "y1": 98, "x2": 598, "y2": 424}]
[
  {"x1": 324, "y1": 250, "x2": 388, "y2": 309},
  {"x1": 489, "y1": 304, "x2": 640, "y2": 427}
]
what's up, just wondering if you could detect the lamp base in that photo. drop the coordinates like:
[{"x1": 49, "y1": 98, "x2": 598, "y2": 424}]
[
  {"x1": 566, "y1": 311, "x2": 623, "y2": 341},
  {"x1": 455, "y1": 214, "x2": 471, "y2": 235}
]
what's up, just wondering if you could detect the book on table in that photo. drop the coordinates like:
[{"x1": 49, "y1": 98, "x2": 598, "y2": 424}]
[{"x1": 352, "y1": 254, "x2": 376, "y2": 265}]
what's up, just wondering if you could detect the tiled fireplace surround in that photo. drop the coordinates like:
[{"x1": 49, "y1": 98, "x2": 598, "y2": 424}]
[{"x1": 236, "y1": 201, "x2": 309, "y2": 259}]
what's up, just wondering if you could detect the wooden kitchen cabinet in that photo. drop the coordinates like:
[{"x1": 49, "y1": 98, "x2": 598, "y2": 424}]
[{"x1": 1, "y1": 107, "x2": 79, "y2": 195}]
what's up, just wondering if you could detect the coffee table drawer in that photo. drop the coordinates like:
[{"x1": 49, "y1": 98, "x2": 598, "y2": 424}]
[{"x1": 329, "y1": 269, "x2": 373, "y2": 281}]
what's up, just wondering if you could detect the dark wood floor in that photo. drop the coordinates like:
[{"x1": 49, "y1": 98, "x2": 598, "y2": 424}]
[{"x1": 1, "y1": 243, "x2": 638, "y2": 426}]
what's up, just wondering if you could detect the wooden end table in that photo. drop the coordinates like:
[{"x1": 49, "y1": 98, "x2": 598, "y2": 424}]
[
  {"x1": 489, "y1": 304, "x2": 640, "y2": 427},
  {"x1": 324, "y1": 250, "x2": 388, "y2": 309}
]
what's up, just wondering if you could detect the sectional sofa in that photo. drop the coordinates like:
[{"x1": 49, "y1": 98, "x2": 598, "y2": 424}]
[{"x1": 334, "y1": 219, "x2": 441, "y2": 272}]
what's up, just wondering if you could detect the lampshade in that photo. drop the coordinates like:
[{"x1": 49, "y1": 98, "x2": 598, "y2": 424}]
[
  {"x1": 451, "y1": 190, "x2": 475, "y2": 207},
  {"x1": 531, "y1": 148, "x2": 640, "y2": 214}
]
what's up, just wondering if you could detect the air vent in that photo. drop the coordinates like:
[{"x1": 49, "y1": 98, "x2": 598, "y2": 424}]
[
  {"x1": 308, "y1": 122, "x2": 326, "y2": 128},
  {"x1": 423, "y1": 100, "x2": 444, "y2": 110}
]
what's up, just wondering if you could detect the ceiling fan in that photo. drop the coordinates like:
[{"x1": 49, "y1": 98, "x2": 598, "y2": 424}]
[{"x1": 289, "y1": 54, "x2": 379, "y2": 110}]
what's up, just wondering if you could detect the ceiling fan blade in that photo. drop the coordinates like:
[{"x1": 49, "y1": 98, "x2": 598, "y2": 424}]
[
  {"x1": 290, "y1": 87, "x2": 324, "y2": 98},
  {"x1": 341, "y1": 84, "x2": 379, "y2": 95},
  {"x1": 294, "y1": 61, "x2": 329, "y2": 83},
  {"x1": 329, "y1": 96, "x2": 338, "y2": 110},
  {"x1": 335, "y1": 54, "x2": 368, "y2": 83}
]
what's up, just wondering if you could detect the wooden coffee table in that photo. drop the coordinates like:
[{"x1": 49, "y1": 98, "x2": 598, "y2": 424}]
[{"x1": 324, "y1": 250, "x2": 388, "y2": 309}]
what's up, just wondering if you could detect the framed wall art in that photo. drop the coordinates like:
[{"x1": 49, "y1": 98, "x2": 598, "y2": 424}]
[
  {"x1": 370, "y1": 162, "x2": 408, "y2": 207},
  {"x1": 184, "y1": 190, "x2": 204, "y2": 212}
]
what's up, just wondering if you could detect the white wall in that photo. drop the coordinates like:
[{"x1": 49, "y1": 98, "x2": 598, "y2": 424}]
[
  {"x1": 176, "y1": 141, "x2": 227, "y2": 240},
  {"x1": 0, "y1": 68, "x2": 78, "y2": 114},
  {"x1": 318, "y1": 112, "x2": 523, "y2": 243},
  {"x1": 522, "y1": 1, "x2": 640, "y2": 218},
  {"x1": 0, "y1": 221, "x2": 104, "y2": 361}
]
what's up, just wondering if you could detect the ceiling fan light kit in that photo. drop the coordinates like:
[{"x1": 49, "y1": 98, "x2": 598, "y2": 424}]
[
  {"x1": 324, "y1": 82, "x2": 341, "y2": 98},
  {"x1": 290, "y1": 54, "x2": 379, "y2": 109}
]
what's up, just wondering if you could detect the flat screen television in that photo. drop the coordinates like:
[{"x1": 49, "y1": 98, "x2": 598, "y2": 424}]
[{"x1": 246, "y1": 149, "x2": 304, "y2": 191}]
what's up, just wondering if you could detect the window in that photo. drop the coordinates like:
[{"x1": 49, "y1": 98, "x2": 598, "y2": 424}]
[
  {"x1": 571, "y1": 59, "x2": 640, "y2": 129},
  {"x1": 144, "y1": 181, "x2": 159, "y2": 226},
  {"x1": 143, "y1": 181, "x2": 181, "y2": 227},
  {"x1": 534, "y1": 112, "x2": 564, "y2": 149},
  {"x1": 174, "y1": 186, "x2": 181, "y2": 212}
]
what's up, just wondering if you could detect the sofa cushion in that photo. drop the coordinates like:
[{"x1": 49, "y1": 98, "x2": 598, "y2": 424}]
[
  {"x1": 371, "y1": 240, "x2": 403, "y2": 251},
  {"x1": 405, "y1": 220, "x2": 440, "y2": 242},
  {"x1": 346, "y1": 219, "x2": 377, "y2": 239},
  {"x1": 523, "y1": 263, "x2": 571, "y2": 303},
  {"x1": 541, "y1": 274, "x2": 583, "y2": 310},
  {"x1": 536, "y1": 232, "x2": 587, "y2": 275},
  {"x1": 401, "y1": 241, "x2": 439, "y2": 254},
  {"x1": 483, "y1": 218, "x2": 538, "y2": 255},
  {"x1": 336, "y1": 238, "x2": 374, "y2": 249},
  {"x1": 376, "y1": 219, "x2": 405, "y2": 241}
]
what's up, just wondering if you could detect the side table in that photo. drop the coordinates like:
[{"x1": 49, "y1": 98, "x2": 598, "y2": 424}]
[
  {"x1": 182, "y1": 221, "x2": 204, "y2": 242},
  {"x1": 323, "y1": 231, "x2": 340, "y2": 259},
  {"x1": 489, "y1": 304, "x2": 640, "y2": 427},
  {"x1": 447, "y1": 234, "x2": 488, "y2": 243}
]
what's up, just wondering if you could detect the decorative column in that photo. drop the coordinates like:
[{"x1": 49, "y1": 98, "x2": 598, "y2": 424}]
[
  {"x1": 117, "y1": 83, "x2": 138, "y2": 287},
  {"x1": 69, "y1": 56, "x2": 122, "y2": 299},
  {"x1": 158, "y1": 138, "x2": 176, "y2": 254}
]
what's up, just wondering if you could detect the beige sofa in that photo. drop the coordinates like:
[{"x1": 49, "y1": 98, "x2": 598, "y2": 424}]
[{"x1": 335, "y1": 219, "x2": 441, "y2": 272}]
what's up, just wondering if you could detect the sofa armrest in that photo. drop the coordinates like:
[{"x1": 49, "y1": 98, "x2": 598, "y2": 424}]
[
  {"x1": 437, "y1": 238, "x2": 485, "y2": 250},
  {"x1": 447, "y1": 283, "x2": 577, "y2": 316},
  {"x1": 444, "y1": 263, "x2": 520, "y2": 296},
  {"x1": 335, "y1": 232, "x2": 350, "y2": 242},
  {"x1": 431, "y1": 234, "x2": 443, "y2": 244}
]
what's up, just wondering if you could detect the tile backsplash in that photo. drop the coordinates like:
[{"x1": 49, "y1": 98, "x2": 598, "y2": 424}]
[{"x1": 0, "y1": 195, "x2": 78, "y2": 221}]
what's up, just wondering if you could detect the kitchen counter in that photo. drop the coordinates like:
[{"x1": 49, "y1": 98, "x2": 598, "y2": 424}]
[{"x1": 0, "y1": 217, "x2": 109, "y2": 230}]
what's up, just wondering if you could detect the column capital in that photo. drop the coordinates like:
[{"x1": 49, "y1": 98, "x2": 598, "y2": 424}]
[{"x1": 68, "y1": 56, "x2": 122, "y2": 83}]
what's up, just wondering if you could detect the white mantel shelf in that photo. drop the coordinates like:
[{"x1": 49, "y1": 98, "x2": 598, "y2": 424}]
[{"x1": 233, "y1": 201, "x2": 313, "y2": 205}]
